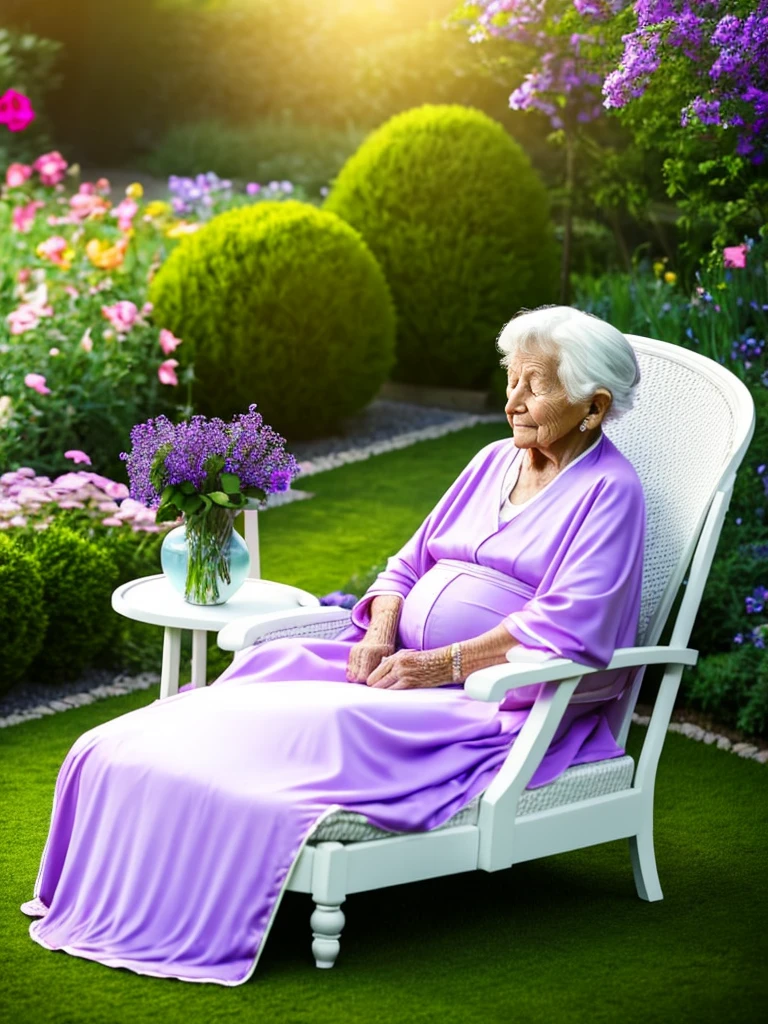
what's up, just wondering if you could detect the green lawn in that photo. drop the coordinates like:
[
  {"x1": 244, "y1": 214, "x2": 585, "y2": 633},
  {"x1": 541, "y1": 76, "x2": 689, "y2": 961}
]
[
  {"x1": 2, "y1": 422, "x2": 767, "y2": 1022},
  {"x1": 1, "y1": 690, "x2": 766, "y2": 1024}
]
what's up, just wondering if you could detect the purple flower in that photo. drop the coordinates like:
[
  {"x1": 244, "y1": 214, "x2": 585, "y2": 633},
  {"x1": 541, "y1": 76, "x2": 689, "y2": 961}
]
[{"x1": 120, "y1": 405, "x2": 299, "y2": 508}]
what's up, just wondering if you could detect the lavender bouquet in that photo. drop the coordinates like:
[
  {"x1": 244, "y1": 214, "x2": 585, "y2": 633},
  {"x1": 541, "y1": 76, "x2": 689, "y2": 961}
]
[{"x1": 121, "y1": 405, "x2": 299, "y2": 603}]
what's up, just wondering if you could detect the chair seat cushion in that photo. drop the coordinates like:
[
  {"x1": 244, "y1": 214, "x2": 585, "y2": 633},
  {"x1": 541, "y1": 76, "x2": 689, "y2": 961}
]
[{"x1": 308, "y1": 754, "x2": 635, "y2": 844}]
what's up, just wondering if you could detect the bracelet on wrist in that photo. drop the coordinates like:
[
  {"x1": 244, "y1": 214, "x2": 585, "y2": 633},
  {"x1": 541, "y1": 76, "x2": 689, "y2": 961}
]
[{"x1": 450, "y1": 642, "x2": 463, "y2": 683}]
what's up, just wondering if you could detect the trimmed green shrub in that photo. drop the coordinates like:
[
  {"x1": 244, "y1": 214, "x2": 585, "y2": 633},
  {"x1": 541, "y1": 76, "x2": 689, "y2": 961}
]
[
  {"x1": 324, "y1": 104, "x2": 559, "y2": 389},
  {"x1": 0, "y1": 533, "x2": 47, "y2": 694},
  {"x1": 26, "y1": 523, "x2": 119, "y2": 683},
  {"x1": 149, "y1": 201, "x2": 396, "y2": 438},
  {"x1": 682, "y1": 645, "x2": 768, "y2": 738}
]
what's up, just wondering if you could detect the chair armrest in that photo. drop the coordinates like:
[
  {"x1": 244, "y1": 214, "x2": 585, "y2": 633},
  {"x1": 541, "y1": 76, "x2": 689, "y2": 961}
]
[
  {"x1": 464, "y1": 645, "x2": 699, "y2": 702},
  {"x1": 217, "y1": 605, "x2": 352, "y2": 652}
]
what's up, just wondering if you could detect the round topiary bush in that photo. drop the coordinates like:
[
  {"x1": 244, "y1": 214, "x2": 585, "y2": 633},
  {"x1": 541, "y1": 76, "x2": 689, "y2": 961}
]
[
  {"x1": 324, "y1": 104, "x2": 559, "y2": 389},
  {"x1": 27, "y1": 523, "x2": 119, "y2": 683},
  {"x1": 149, "y1": 201, "x2": 396, "y2": 438},
  {"x1": 0, "y1": 533, "x2": 47, "y2": 695}
]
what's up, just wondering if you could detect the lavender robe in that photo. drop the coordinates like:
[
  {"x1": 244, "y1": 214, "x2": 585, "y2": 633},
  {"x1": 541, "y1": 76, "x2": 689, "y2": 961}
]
[{"x1": 22, "y1": 433, "x2": 645, "y2": 986}]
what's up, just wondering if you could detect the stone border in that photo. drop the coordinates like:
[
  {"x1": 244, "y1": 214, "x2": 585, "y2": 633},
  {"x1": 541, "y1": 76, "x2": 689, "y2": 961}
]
[
  {"x1": 631, "y1": 713, "x2": 768, "y2": 764},
  {"x1": 0, "y1": 672, "x2": 160, "y2": 728},
  {"x1": 2, "y1": 680, "x2": 766, "y2": 767}
]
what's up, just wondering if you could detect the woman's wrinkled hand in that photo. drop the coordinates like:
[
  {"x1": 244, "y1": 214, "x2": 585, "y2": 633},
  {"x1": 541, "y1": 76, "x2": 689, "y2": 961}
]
[
  {"x1": 365, "y1": 647, "x2": 452, "y2": 690},
  {"x1": 346, "y1": 641, "x2": 395, "y2": 683}
]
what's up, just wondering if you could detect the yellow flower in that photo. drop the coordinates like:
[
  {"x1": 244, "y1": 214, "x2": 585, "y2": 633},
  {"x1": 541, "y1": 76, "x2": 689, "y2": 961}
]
[
  {"x1": 165, "y1": 220, "x2": 201, "y2": 238},
  {"x1": 144, "y1": 200, "x2": 171, "y2": 219},
  {"x1": 86, "y1": 237, "x2": 128, "y2": 270},
  {"x1": 126, "y1": 181, "x2": 144, "y2": 200},
  {"x1": 664, "y1": 271, "x2": 677, "y2": 285},
  {"x1": 653, "y1": 261, "x2": 665, "y2": 277}
]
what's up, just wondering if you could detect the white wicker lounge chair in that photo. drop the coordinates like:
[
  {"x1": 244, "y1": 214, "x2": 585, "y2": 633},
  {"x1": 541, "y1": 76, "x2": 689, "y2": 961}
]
[{"x1": 220, "y1": 335, "x2": 755, "y2": 970}]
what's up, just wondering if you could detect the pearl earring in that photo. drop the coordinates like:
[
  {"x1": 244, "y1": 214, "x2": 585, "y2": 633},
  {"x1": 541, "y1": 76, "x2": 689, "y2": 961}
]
[{"x1": 579, "y1": 418, "x2": 588, "y2": 433}]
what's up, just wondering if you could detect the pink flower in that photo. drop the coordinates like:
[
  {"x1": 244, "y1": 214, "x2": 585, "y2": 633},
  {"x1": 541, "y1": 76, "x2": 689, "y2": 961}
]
[
  {"x1": 64, "y1": 285, "x2": 79, "y2": 299},
  {"x1": 78, "y1": 182, "x2": 96, "y2": 195},
  {"x1": 112, "y1": 197, "x2": 138, "y2": 232},
  {"x1": 102, "y1": 300, "x2": 138, "y2": 334},
  {"x1": 69, "y1": 191, "x2": 109, "y2": 220},
  {"x1": 80, "y1": 328, "x2": 93, "y2": 352},
  {"x1": 0, "y1": 90, "x2": 36, "y2": 132},
  {"x1": 64, "y1": 449, "x2": 92, "y2": 466},
  {"x1": 17, "y1": 268, "x2": 31, "y2": 284},
  {"x1": 6, "y1": 300, "x2": 52, "y2": 335},
  {"x1": 6, "y1": 162, "x2": 33, "y2": 187},
  {"x1": 159, "y1": 328, "x2": 183, "y2": 355},
  {"x1": 95, "y1": 177, "x2": 111, "y2": 194},
  {"x1": 33, "y1": 150, "x2": 68, "y2": 187},
  {"x1": 723, "y1": 244, "x2": 748, "y2": 269},
  {"x1": 158, "y1": 359, "x2": 179, "y2": 386},
  {"x1": 24, "y1": 373, "x2": 51, "y2": 396},
  {"x1": 36, "y1": 235, "x2": 72, "y2": 267},
  {"x1": 49, "y1": 347, "x2": 60, "y2": 357},
  {"x1": 12, "y1": 200, "x2": 44, "y2": 233}
]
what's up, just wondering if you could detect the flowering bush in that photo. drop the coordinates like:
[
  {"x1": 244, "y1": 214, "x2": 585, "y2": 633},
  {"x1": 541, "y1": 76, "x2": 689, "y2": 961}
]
[{"x1": 0, "y1": 150, "x2": 304, "y2": 479}]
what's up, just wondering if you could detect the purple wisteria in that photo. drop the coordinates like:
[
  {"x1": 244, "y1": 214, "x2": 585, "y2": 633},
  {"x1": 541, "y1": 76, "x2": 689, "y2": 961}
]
[
  {"x1": 464, "y1": 1, "x2": 627, "y2": 128},
  {"x1": 120, "y1": 405, "x2": 299, "y2": 512},
  {"x1": 602, "y1": 1, "x2": 768, "y2": 161}
]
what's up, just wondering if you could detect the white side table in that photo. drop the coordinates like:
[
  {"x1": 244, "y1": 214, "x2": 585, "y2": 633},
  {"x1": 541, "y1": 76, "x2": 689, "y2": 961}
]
[{"x1": 112, "y1": 574, "x2": 320, "y2": 698}]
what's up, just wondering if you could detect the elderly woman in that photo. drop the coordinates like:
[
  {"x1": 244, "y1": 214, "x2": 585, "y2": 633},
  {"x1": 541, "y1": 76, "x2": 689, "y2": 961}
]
[{"x1": 24, "y1": 306, "x2": 644, "y2": 986}]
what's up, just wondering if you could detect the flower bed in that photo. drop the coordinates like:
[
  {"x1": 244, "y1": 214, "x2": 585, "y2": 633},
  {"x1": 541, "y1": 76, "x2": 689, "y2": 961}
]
[{"x1": 0, "y1": 150, "x2": 304, "y2": 480}]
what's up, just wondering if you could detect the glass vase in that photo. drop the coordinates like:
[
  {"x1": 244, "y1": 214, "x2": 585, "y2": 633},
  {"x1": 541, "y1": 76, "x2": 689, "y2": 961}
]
[{"x1": 161, "y1": 507, "x2": 250, "y2": 606}]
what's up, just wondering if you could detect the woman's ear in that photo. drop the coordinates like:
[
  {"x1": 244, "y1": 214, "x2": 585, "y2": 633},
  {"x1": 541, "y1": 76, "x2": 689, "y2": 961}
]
[{"x1": 590, "y1": 389, "x2": 613, "y2": 426}]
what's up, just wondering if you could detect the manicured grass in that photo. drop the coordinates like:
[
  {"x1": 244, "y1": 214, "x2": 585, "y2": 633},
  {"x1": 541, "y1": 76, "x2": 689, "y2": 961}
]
[{"x1": 1, "y1": 688, "x2": 766, "y2": 1024}]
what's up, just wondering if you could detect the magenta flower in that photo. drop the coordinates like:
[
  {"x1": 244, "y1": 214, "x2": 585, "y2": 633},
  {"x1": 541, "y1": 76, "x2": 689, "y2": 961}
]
[
  {"x1": 36, "y1": 235, "x2": 72, "y2": 267},
  {"x1": 723, "y1": 244, "x2": 748, "y2": 269},
  {"x1": 12, "y1": 200, "x2": 44, "y2": 234},
  {"x1": 0, "y1": 89, "x2": 36, "y2": 132},
  {"x1": 69, "y1": 191, "x2": 109, "y2": 220},
  {"x1": 64, "y1": 450, "x2": 92, "y2": 466},
  {"x1": 159, "y1": 328, "x2": 183, "y2": 355},
  {"x1": 6, "y1": 162, "x2": 33, "y2": 187},
  {"x1": 24, "y1": 373, "x2": 51, "y2": 396},
  {"x1": 158, "y1": 359, "x2": 179, "y2": 386},
  {"x1": 33, "y1": 151, "x2": 68, "y2": 187},
  {"x1": 102, "y1": 300, "x2": 139, "y2": 334}
]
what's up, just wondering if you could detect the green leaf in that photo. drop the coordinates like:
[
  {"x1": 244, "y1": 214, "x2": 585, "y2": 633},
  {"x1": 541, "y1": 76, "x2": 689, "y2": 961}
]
[
  {"x1": 179, "y1": 481, "x2": 196, "y2": 495},
  {"x1": 220, "y1": 471, "x2": 241, "y2": 493},
  {"x1": 180, "y1": 494, "x2": 204, "y2": 514},
  {"x1": 155, "y1": 503, "x2": 181, "y2": 524},
  {"x1": 208, "y1": 491, "x2": 235, "y2": 507},
  {"x1": 244, "y1": 486, "x2": 266, "y2": 501}
]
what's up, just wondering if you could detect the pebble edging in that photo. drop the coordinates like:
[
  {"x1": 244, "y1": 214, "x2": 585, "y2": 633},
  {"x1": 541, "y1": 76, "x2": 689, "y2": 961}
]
[{"x1": 1, "y1": 682, "x2": 765, "y2": 766}]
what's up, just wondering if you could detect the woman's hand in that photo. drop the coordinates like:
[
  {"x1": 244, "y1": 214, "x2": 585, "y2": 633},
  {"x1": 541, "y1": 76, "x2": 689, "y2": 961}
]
[
  {"x1": 346, "y1": 641, "x2": 395, "y2": 683},
  {"x1": 365, "y1": 647, "x2": 452, "y2": 689}
]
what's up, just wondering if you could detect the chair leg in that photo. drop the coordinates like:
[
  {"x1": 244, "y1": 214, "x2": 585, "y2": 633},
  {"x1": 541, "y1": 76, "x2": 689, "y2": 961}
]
[
  {"x1": 311, "y1": 902, "x2": 346, "y2": 969},
  {"x1": 629, "y1": 829, "x2": 663, "y2": 902}
]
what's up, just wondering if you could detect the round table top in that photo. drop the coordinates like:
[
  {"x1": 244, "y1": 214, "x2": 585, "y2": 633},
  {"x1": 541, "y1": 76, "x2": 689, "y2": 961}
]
[{"x1": 111, "y1": 575, "x2": 320, "y2": 630}]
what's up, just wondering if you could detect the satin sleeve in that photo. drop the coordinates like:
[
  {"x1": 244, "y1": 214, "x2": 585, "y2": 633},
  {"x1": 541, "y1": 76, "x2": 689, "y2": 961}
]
[{"x1": 502, "y1": 474, "x2": 645, "y2": 668}]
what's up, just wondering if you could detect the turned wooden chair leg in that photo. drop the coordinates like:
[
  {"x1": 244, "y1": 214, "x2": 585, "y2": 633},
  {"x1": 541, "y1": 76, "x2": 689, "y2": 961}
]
[{"x1": 311, "y1": 902, "x2": 346, "y2": 969}]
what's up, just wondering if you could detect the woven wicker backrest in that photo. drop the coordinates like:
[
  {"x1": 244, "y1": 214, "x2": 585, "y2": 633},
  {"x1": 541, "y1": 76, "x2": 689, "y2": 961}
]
[{"x1": 604, "y1": 335, "x2": 751, "y2": 646}]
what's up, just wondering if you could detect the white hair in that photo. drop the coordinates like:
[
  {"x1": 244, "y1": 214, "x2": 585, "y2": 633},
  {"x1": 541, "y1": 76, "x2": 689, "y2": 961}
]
[{"x1": 496, "y1": 305, "x2": 641, "y2": 421}]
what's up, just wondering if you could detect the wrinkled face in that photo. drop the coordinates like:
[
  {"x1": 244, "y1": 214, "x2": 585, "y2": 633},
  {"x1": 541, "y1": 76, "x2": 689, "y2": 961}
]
[{"x1": 504, "y1": 346, "x2": 588, "y2": 451}]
